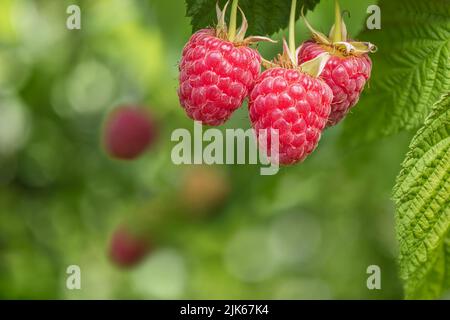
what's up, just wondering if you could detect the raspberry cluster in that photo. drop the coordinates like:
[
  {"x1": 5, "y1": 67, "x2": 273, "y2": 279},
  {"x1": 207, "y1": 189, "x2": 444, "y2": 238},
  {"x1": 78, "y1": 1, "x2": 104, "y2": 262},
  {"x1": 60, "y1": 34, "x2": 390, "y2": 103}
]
[{"x1": 177, "y1": 0, "x2": 375, "y2": 166}]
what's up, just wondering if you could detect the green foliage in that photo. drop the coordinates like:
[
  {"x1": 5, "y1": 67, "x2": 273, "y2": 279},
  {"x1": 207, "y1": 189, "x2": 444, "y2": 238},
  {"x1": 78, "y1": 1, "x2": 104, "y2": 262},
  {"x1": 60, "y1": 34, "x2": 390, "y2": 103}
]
[
  {"x1": 342, "y1": 0, "x2": 450, "y2": 145},
  {"x1": 4, "y1": 0, "x2": 450, "y2": 300},
  {"x1": 185, "y1": 0, "x2": 320, "y2": 36},
  {"x1": 393, "y1": 94, "x2": 450, "y2": 299},
  {"x1": 185, "y1": 0, "x2": 450, "y2": 299}
]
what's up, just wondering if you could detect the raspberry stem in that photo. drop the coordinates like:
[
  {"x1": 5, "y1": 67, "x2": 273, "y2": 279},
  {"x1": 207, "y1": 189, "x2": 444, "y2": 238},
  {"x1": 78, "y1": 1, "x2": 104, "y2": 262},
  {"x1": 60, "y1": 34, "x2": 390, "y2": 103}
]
[
  {"x1": 228, "y1": 0, "x2": 239, "y2": 42},
  {"x1": 288, "y1": 0, "x2": 297, "y2": 60},
  {"x1": 332, "y1": 0, "x2": 342, "y2": 42}
]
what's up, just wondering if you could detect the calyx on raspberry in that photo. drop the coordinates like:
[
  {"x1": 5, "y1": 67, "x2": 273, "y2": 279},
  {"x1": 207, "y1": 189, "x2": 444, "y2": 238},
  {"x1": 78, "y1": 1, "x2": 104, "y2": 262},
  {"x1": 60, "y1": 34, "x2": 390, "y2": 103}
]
[
  {"x1": 215, "y1": 0, "x2": 276, "y2": 46},
  {"x1": 262, "y1": 38, "x2": 330, "y2": 77},
  {"x1": 261, "y1": 0, "x2": 330, "y2": 77},
  {"x1": 302, "y1": 0, "x2": 377, "y2": 57}
]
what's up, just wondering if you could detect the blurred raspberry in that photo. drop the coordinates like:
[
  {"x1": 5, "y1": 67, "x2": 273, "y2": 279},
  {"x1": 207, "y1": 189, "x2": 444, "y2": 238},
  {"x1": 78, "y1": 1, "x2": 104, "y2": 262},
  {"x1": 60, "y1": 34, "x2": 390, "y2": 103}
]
[
  {"x1": 103, "y1": 106, "x2": 157, "y2": 160},
  {"x1": 179, "y1": 165, "x2": 230, "y2": 216},
  {"x1": 109, "y1": 226, "x2": 151, "y2": 268}
]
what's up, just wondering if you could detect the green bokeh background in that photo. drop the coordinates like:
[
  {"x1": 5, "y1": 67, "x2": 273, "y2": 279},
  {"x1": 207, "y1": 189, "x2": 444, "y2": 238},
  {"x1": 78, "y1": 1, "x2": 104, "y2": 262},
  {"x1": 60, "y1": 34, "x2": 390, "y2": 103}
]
[{"x1": 0, "y1": 0, "x2": 409, "y2": 299}]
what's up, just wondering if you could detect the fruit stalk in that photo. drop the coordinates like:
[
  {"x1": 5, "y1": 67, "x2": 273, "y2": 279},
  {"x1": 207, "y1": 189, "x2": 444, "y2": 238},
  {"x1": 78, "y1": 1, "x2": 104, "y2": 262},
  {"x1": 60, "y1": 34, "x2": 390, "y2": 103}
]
[
  {"x1": 332, "y1": 0, "x2": 342, "y2": 42},
  {"x1": 228, "y1": 0, "x2": 239, "y2": 42},
  {"x1": 288, "y1": 0, "x2": 297, "y2": 60}
]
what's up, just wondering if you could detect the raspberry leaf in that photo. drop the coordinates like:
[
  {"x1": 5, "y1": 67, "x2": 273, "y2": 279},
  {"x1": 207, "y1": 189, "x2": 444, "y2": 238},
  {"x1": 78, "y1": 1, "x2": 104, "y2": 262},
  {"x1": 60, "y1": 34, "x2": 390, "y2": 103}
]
[
  {"x1": 186, "y1": 0, "x2": 320, "y2": 36},
  {"x1": 393, "y1": 94, "x2": 450, "y2": 299},
  {"x1": 342, "y1": 0, "x2": 450, "y2": 145}
]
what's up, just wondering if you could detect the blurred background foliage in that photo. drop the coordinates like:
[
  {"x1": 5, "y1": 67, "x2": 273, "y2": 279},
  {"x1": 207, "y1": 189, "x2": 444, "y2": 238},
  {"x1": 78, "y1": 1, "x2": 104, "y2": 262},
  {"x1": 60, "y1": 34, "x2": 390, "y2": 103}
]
[{"x1": 0, "y1": 0, "x2": 412, "y2": 299}]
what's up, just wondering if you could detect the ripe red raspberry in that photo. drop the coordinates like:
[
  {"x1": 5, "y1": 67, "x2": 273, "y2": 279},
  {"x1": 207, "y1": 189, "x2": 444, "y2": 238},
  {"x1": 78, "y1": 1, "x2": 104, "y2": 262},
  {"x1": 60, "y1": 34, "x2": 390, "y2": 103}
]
[
  {"x1": 299, "y1": 1, "x2": 376, "y2": 126},
  {"x1": 177, "y1": 2, "x2": 274, "y2": 126},
  {"x1": 109, "y1": 226, "x2": 151, "y2": 268},
  {"x1": 179, "y1": 165, "x2": 230, "y2": 217},
  {"x1": 299, "y1": 41, "x2": 372, "y2": 126},
  {"x1": 178, "y1": 29, "x2": 261, "y2": 126},
  {"x1": 103, "y1": 106, "x2": 157, "y2": 160},
  {"x1": 249, "y1": 67, "x2": 332, "y2": 165}
]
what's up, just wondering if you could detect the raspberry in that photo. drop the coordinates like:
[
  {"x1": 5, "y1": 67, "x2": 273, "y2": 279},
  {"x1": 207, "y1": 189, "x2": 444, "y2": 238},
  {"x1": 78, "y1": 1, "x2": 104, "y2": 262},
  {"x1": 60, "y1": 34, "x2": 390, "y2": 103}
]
[
  {"x1": 249, "y1": 68, "x2": 332, "y2": 165},
  {"x1": 178, "y1": 29, "x2": 261, "y2": 126},
  {"x1": 109, "y1": 226, "x2": 151, "y2": 268},
  {"x1": 103, "y1": 106, "x2": 157, "y2": 160},
  {"x1": 177, "y1": 2, "x2": 274, "y2": 126},
  {"x1": 299, "y1": 1, "x2": 376, "y2": 126},
  {"x1": 248, "y1": 0, "x2": 333, "y2": 166},
  {"x1": 299, "y1": 41, "x2": 372, "y2": 126},
  {"x1": 179, "y1": 165, "x2": 230, "y2": 217}
]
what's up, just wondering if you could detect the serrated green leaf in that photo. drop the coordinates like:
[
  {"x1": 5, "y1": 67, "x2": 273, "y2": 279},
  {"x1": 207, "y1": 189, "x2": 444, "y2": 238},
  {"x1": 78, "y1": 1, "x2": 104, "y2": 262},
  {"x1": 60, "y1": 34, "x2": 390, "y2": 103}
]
[
  {"x1": 393, "y1": 93, "x2": 450, "y2": 299},
  {"x1": 342, "y1": 0, "x2": 450, "y2": 145},
  {"x1": 185, "y1": 0, "x2": 320, "y2": 36}
]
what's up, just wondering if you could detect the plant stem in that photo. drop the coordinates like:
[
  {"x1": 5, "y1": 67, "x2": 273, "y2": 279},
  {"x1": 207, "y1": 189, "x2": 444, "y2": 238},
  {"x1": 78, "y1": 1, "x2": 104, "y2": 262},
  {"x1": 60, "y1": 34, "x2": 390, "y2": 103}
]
[
  {"x1": 228, "y1": 0, "x2": 239, "y2": 42},
  {"x1": 332, "y1": 0, "x2": 342, "y2": 42},
  {"x1": 288, "y1": 0, "x2": 297, "y2": 59}
]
